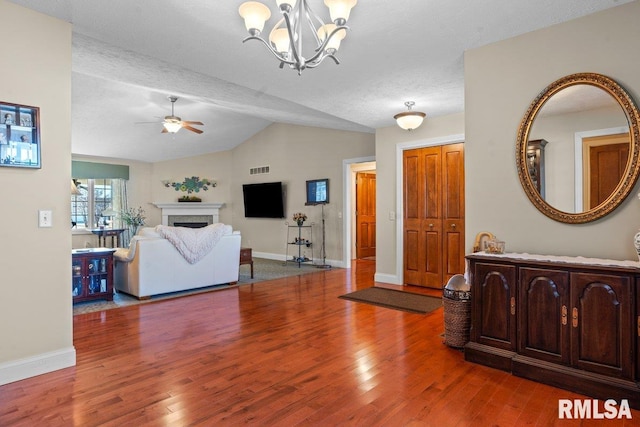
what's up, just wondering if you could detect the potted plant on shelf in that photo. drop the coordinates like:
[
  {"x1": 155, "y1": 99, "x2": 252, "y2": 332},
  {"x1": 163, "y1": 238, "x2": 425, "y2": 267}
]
[{"x1": 293, "y1": 212, "x2": 307, "y2": 226}]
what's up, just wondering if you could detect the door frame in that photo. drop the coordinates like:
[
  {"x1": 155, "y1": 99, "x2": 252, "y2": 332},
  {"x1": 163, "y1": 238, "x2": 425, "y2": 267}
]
[
  {"x1": 394, "y1": 134, "x2": 465, "y2": 285},
  {"x1": 573, "y1": 126, "x2": 628, "y2": 212},
  {"x1": 342, "y1": 156, "x2": 376, "y2": 267}
]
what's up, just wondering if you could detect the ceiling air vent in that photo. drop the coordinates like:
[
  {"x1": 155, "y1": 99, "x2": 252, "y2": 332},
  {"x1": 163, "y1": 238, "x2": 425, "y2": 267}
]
[{"x1": 250, "y1": 165, "x2": 270, "y2": 175}]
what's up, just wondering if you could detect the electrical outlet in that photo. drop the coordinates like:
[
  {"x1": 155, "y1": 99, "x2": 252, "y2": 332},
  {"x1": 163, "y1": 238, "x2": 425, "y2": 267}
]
[
  {"x1": 39, "y1": 210, "x2": 53, "y2": 227},
  {"x1": 389, "y1": 211, "x2": 396, "y2": 220}
]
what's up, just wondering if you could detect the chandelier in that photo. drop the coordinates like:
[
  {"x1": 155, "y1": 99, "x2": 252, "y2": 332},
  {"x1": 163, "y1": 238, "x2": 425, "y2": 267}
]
[{"x1": 238, "y1": 0, "x2": 357, "y2": 75}]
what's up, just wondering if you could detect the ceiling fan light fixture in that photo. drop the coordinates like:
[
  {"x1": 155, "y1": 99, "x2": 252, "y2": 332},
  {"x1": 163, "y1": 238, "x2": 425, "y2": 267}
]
[
  {"x1": 163, "y1": 119, "x2": 182, "y2": 134},
  {"x1": 394, "y1": 101, "x2": 426, "y2": 131}
]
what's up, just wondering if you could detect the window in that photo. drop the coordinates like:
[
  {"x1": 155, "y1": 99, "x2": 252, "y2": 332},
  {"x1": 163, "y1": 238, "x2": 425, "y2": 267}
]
[{"x1": 71, "y1": 178, "x2": 114, "y2": 229}]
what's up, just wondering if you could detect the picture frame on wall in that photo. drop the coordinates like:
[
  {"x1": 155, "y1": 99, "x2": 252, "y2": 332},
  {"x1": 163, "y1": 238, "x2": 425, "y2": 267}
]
[{"x1": 0, "y1": 101, "x2": 41, "y2": 169}]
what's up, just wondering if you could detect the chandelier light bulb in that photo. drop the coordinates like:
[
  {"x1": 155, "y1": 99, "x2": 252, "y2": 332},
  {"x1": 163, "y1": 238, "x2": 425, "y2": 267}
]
[
  {"x1": 239, "y1": 2, "x2": 272, "y2": 36},
  {"x1": 275, "y1": 0, "x2": 297, "y2": 13},
  {"x1": 270, "y1": 27, "x2": 291, "y2": 53},
  {"x1": 324, "y1": 0, "x2": 357, "y2": 25},
  {"x1": 318, "y1": 24, "x2": 346, "y2": 53}
]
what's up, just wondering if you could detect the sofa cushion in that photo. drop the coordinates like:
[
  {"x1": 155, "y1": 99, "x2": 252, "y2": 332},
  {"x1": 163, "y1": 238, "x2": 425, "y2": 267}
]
[{"x1": 138, "y1": 227, "x2": 161, "y2": 238}]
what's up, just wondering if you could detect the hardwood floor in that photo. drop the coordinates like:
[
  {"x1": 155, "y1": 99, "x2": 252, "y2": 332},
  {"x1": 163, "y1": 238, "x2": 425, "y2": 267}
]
[{"x1": 1, "y1": 260, "x2": 639, "y2": 426}]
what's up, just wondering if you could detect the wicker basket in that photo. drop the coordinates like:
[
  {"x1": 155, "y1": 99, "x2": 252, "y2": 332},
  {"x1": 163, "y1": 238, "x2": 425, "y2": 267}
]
[
  {"x1": 443, "y1": 274, "x2": 471, "y2": 348},
  {"x1": 443, "y1": 297, "x2": 471, "y2": 348}
]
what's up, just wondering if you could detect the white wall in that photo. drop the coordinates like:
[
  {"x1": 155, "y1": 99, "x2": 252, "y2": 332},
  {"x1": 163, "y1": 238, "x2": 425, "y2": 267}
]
[
  {"x1": 465, "y1": 1, "x2": 640, "y2": 260},
  {"x1": 0, "y1": 1, "x2": 74, "y2": 384}
]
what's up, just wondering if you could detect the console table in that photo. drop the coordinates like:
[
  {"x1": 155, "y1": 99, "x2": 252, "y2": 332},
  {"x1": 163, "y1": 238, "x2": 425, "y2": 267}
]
[
  {"x1": 465, "y1": 252, "x2": 640, "y2": 409},
  {"x1": 90, "y1": 228, "x2": 125, "y2": 248}
]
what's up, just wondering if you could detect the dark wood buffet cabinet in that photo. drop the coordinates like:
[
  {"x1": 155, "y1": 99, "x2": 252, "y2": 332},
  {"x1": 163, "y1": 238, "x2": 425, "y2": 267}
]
[{"x1": 465, "y1": 253, "x2": 640, "y2": 408}]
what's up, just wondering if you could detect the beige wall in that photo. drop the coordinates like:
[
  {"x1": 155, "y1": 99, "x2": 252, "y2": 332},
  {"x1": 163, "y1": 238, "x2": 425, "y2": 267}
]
[
  {"x1": 151, "y1": 150, "x2": 233, "y2": 225},
  {"x1": 465, "y1": 1, "x2": 640, "y2": 260},
  {"x1": 0, "y1": 1, "x2": 74, "y2": 383},
  {"x1": 374, "y1": 113, "x2": 465, "y2": 282},
  {"x1": 231, "y1": 123, "x2": 375, "y2": 263}
]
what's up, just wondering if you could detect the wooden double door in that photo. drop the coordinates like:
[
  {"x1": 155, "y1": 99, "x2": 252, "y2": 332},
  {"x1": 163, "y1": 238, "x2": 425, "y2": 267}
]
[{"x1": 403, "y1": 143, "x2": 465, "y2": 288}]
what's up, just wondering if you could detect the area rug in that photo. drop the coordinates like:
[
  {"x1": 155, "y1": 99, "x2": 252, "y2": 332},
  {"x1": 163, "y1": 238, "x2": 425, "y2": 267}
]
[
  {"x1": 339, "y1": 287, "x2": 442, "y2": 314},
  {"x1": 73, "y1": 258, "x2": 326, "y2": 315}
]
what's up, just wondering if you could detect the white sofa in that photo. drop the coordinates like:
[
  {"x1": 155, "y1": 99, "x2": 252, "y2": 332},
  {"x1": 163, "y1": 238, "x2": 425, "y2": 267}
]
[{"x1": 114, "y1": 225, "x2": 241, "y2": 299}]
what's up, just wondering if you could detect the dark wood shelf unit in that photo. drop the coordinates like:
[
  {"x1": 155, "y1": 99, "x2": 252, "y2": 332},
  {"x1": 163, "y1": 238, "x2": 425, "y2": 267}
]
[{"x1": 72, "y1": 248, "x2": 116, "y2": 303}]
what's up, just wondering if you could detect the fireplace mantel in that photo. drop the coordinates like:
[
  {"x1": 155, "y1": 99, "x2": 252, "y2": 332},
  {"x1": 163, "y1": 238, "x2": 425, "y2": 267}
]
[{"x1": 153, "y1": 202, "x2": 225, "y2": 225}]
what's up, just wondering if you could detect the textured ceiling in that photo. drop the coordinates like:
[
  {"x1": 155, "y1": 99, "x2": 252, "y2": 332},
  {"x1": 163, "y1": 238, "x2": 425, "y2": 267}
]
[{"x1": 7, "y1": 0, "x2": 634, "y2": 162}]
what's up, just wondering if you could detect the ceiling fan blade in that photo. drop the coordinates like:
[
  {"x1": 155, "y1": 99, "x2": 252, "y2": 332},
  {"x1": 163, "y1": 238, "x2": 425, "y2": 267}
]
[
  {"x1": 183, "y1": 120, "x2": 204, "y2": 126},
  {"x1": 183, "y1": 125, "x2": 203, "y2": 134}
]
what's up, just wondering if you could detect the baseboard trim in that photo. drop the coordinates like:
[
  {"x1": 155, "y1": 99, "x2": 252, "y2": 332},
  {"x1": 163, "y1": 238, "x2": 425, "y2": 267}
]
[
  {"x1": 374, "y1": 273, "x2": 401, "y2": 285},
  {"x1": 0, "y1": 347, "x2": 76, "y2": 385},
  {"x1": 253, "y1": 252, "x2": 345, "y2": 268}
]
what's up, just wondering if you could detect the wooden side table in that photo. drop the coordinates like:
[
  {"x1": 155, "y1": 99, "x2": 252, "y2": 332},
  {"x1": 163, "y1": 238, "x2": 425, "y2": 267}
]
[
  {"x1": 239, "y1": 247, "x2": 253, "y2": 278},
  {"x1": 90, "y1": 228, "x2": 125, "y2": 248}
]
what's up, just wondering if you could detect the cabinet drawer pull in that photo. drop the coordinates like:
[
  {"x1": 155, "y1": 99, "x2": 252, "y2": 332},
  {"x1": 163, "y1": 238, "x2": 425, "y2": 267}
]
[
  {"x1": 637, "y1": 316, "x2": 640, "y2": 337},
  {"x1": 572, "y1": 307, "x2": 578, "y2": 328},
  {"x1": 561, "y1": 305, "x2": 568, "y2": 326},
  {"x1": 510, "y1": 297, "x2": 516, "y2": 316}
]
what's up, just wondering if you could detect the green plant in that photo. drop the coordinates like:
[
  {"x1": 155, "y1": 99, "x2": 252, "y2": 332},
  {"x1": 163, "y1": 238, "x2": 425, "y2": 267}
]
[{"x1": 121, "y1": 206, "x2": 146, "y2": 227}]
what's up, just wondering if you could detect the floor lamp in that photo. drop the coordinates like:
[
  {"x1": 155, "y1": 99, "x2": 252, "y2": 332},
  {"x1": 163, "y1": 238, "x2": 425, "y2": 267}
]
[{"x1": 315, "y1": 203, "x2": 331, "y2": 269}]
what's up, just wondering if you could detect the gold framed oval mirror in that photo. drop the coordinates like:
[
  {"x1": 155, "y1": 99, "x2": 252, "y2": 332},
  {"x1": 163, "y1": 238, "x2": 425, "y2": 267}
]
[{"x1": 516, "y1": 73, "x2": 640, "y2": 223}]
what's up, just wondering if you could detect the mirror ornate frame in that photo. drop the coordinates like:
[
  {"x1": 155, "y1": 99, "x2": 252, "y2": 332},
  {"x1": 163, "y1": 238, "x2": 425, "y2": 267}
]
[{"x1": 516, "y1": 73, "x2": 640, "y2": 223}]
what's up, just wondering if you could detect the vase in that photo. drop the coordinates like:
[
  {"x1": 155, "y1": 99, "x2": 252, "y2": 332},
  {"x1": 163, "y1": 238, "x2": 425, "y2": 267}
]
[
  {"x1": 634, "y1": 231, "x2": 640, "y2": 261},
  {"x1": 296, "y1": 220, "x2": 304, "y2": 226}
]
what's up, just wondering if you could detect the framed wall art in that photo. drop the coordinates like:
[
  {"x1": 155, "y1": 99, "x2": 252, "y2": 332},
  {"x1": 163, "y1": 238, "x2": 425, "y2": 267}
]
[{"x1": 0, "y1": 101, "x2": 41, "y2": 168}]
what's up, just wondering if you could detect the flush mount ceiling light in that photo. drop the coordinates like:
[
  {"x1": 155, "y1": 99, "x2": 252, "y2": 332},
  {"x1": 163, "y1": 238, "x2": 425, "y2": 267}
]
[
  {"x1": 238, "y1": 0, "x2": 357, "y2": 75},
  {"x1": 394, "y1": 101, "x2": 426, "y2": 131}
]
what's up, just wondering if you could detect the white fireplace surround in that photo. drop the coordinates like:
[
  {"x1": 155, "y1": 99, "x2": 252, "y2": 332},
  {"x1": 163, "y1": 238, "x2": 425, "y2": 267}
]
[{"x1": 153, "y1": 202, "x2": 225, "y2": 226}]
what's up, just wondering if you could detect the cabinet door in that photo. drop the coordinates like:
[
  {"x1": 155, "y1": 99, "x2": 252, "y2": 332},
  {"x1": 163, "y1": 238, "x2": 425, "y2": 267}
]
[
  {"x1": 518, "y1": 268, "x2": 570, "y2": 365},
  {"x1": 472, "y1": 262, "x2": 517, "y2": 350},
  {"x1": 570, "y1": 272, "x2": 632, "y2": 379},
  {"x1": 636, "y1": 278, "x2": 640, "y2": 382},
  {"x1": 72, "y1": 257, "x2": 84, "y2": 298}
]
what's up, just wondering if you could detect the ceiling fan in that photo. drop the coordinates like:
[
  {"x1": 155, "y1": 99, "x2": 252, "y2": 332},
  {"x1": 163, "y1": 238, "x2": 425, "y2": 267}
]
[{"x1": 159, "y1": 96, "x2": 204, "y2": 134}]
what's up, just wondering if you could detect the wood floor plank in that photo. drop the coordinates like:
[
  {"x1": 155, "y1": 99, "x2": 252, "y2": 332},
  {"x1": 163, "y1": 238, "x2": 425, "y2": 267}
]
[{"x1": 1, "y1": 260, "x2": 639, "y2": 426}]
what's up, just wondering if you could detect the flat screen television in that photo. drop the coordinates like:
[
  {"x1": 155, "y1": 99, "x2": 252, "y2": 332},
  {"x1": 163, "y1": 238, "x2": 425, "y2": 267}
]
[
  {"x1": 306, "y1": 178, "x2": 329, "y2": 205},
  {"x1": 242, "y1": 182, "x2": 285, "y2": 218}
]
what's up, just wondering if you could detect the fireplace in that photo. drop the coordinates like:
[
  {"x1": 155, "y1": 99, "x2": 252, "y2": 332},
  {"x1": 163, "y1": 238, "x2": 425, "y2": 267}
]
[
  {"x1": 153, "y1": 202, "x2": 225, "y2": 226},
  {"x1": 173, "y1": 222, "x2": 208, "y2": 228}
]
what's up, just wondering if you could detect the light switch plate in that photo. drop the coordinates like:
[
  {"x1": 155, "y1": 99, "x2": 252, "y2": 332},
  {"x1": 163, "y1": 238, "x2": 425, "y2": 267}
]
[{"x1": 39, "y1": 210, "x2": 53, "y2": 227}]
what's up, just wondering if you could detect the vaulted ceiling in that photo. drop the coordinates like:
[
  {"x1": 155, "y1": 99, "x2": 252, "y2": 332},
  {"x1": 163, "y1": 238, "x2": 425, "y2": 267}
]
[{"x1": 7, "y1": 0, "x2": 633, "y2": 162}]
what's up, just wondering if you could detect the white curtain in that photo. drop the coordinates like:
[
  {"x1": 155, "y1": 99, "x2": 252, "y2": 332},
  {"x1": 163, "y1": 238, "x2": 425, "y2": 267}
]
[{"x1": 111, "y1": 179, "x2": 132, "y2": 246}]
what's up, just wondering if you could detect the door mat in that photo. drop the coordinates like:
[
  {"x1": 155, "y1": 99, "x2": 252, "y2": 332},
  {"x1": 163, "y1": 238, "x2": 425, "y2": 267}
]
[{"x1": 339, "y1": 287, "x2": 442, "y2": 314}]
